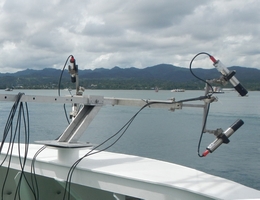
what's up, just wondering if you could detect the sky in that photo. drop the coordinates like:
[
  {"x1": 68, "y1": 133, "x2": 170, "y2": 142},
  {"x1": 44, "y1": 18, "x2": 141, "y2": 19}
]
[{"x1": 0, "y1": 0, "x2": 260, "y2": 73}]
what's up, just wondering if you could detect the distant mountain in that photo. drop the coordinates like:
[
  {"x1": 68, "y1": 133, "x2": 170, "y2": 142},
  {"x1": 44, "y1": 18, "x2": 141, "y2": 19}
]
[
  {"x1": 3, "y1": 68, "x2": 63, "y2": 77},
  {"x1": 0, "y1": 64, "x2": 260, "y2": 90},
  {"x1": 78, "y1": 64, "x2": 260, "y2": 83}
]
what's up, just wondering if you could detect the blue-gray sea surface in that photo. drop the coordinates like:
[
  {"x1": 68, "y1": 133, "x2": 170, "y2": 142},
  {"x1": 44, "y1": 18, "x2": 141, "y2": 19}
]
[{"x1": 0, "y1": 89, "x2": 259, "y2": 190}]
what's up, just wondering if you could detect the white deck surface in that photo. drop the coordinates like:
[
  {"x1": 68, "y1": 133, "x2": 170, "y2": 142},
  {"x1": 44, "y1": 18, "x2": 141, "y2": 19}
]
[{"x1": 1, "y1": 143, "x2": 260, "y2": 200}]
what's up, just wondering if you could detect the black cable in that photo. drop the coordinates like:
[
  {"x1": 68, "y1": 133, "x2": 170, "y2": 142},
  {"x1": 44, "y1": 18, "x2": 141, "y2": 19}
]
[
  {"x1": 62, "y1": 101, "x2": 173, "y2": 200},
  {"x1": 0, "y1": 93, "x2": 24, "y2": 155},
  {"x1": 189, "y1": 52, "x2": 214, "y2": 96},
  {"x1": 60, "y1": 91, "x2": 212, "y2": 198},
  {"x1": 58, "y1": 55, "x2": 73, "y2": 124},
  {"x1": 1, "y1": 130, "x2": 16, "y2": 200},
  {"x1": 15, "y1": 102, "x2": 33, "y2": 199},
  {"x1": 197, "y1": 103, "x2": 210, "y2": 157},
  {"x1": 188, "y1": 52, "x2": 215, "y2": 157},
  {"x1": 0, "y1": 93, "x2": 27, "y2": 200},
  {"x1": 58, "y1": 55, "x2": 73, "y2": 97},
  {"x1": 176, "y1": 95, "x2": 210, "y2": 103},
  {"x1": 0, "y1": 93, "x2": 23, "y2": 193},
  {"x1": 63, "y1": 104, "x2": 70, "y2": 125},
  {"x1": 0, "y1": 93, "x2": 36, "y2": 200},
  {"x1": 15, "y1": 102, "x2": 24, "y2": 200},
  {"x1": 61, "y1": 92, "x2": 214, "y2": 198},
  {"x1": 30, "y1": 145, "x2": 46, "y2": 200}
]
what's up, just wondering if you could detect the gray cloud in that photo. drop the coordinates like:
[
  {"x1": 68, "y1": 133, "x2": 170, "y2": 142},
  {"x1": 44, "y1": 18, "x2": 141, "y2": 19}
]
[{"x1": 0, "y1": 0, "x2": 260, "y2": 73}]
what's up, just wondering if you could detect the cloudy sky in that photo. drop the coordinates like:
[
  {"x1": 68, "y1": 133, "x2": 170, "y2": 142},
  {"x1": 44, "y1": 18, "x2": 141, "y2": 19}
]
[{"x1": 0, "y1": 0, "x2": 260, "y2": 73}]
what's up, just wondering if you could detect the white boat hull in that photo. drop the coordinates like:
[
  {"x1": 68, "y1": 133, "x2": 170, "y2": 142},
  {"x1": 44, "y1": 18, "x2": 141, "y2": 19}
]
[{"x1": 1, "y1": 143, "x2": 260, "y2": 200}]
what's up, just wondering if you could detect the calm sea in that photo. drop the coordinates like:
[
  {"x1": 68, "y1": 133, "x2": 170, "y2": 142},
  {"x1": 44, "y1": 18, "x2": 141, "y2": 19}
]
[{"x1": 0, "y1": 89, "x2": 259, "y2": 190}]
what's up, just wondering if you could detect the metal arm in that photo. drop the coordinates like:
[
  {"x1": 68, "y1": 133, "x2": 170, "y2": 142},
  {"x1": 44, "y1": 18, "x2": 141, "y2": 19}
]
[{"x1": 1, "y1": 93, "x2": 204, "y2": 147}]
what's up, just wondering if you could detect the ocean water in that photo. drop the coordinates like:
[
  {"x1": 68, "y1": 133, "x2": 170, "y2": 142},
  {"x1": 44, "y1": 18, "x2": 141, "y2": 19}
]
[{"x1": 0, "y1": 89, "x2": 259, "y2": 190}]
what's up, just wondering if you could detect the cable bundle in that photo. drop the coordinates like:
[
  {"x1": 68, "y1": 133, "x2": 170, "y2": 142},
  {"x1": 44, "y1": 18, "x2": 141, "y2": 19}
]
[{"x1": 0, "y1": 93, "x2": 31, "y2": 199}]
